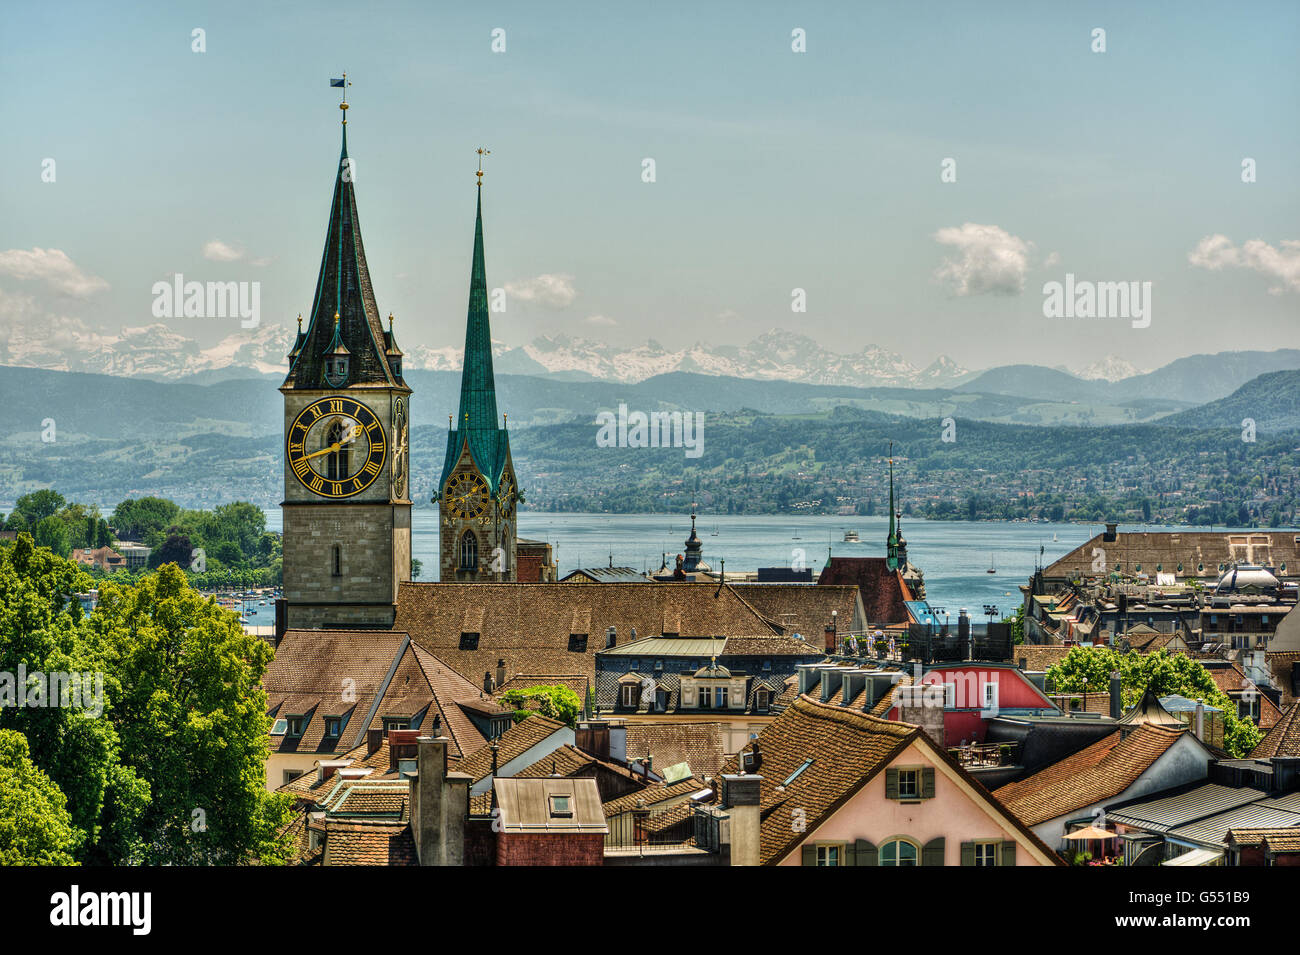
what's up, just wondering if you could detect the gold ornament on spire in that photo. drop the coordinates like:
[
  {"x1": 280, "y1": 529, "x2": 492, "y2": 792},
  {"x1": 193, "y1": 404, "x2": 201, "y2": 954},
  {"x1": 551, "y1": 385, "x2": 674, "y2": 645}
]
[
  {"x1": 476, "y1": 147, "x2": 490, "y2": 186},
  {"x1": 338, "y1": 72, "x2": 351, "y2": 124}
]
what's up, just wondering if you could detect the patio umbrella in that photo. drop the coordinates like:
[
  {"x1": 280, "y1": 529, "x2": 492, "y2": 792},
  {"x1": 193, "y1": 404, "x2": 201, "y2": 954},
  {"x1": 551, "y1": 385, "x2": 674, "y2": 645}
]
[{"x1": 1063, "y1": 825, "x2": 1114, "y2": 840}]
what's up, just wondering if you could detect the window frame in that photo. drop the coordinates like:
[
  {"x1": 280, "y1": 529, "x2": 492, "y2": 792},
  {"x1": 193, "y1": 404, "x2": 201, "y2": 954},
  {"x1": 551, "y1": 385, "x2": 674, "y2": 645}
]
[
  {"x1": 880, "y1": 838, "x2": 920, "y2": 867},
  {"x1": 897, "y1": 767, "x2": 920, "y2": 800},
  {"x1": 815, "y1": 844, "x2": 842, "y2": 867}
]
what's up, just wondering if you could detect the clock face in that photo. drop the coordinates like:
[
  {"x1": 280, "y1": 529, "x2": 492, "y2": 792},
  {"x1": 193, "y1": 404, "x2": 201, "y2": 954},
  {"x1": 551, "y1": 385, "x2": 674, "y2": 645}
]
[
  {"x1": 287, "y1": 396, "x2": 387, "y2": 498},
  {"x1": 445, "y1": 472, "x2": 490, "y2": 521},
  {"x1": 499, "y1": 471, "x2": 517, "y2": 518}
]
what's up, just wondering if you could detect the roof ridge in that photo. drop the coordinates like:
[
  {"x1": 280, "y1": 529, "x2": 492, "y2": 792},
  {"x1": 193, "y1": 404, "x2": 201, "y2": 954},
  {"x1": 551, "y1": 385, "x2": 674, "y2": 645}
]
[{"x1": 790, "y1": 694, "x2": 917, "y2": 738}]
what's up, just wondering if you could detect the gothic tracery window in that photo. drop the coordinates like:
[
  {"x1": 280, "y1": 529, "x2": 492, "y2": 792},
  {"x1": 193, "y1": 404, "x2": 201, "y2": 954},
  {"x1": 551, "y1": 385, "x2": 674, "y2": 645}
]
[{"x1": 459, "y1": 530, "x2": 478, "y2": 571}]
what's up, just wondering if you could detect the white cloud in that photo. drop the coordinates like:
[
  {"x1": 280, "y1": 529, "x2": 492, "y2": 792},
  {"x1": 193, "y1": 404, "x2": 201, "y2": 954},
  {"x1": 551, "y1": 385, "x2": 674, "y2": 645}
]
[
  {"x1": 584, "y1": 314, "x2": 617, "y2": 326},
  {"x1": 932, "y1": 224, "x2": 1031, "y2": 296},
  {"x1": 1189, "y1": 234, "x2": 1300, "y2": 294},
  {"x1": 0, "y1": 247, "x2": 109, "y2": 297},
  {"x1": 504, "y1": 273, "x2": 577, "y2": 307},
  {"x1": 203, "y1": 239, "x2": 245, "y2": 262},
  {"x1": 1043, "y1": 251, "x2": 1061, "y2": 268}
]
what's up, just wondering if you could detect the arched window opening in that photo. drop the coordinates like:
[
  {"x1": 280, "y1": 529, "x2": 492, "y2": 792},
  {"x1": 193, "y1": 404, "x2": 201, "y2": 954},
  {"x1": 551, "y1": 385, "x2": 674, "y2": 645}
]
[
  {"x1": 331, "y1": 545, "x2": 342, "y2": 577},
  {"x1": 459, "y1": 531, "x2": 478, "y2": 571},
  {"x1": 326, "y1": 418, "x2": 350, "y2": 480}
]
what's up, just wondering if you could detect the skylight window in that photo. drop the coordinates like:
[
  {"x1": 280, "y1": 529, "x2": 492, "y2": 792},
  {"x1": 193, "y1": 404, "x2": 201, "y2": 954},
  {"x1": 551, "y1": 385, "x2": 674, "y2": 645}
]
[{"x1": 783, "y1": 758, "x2": 814, "y2": 787}]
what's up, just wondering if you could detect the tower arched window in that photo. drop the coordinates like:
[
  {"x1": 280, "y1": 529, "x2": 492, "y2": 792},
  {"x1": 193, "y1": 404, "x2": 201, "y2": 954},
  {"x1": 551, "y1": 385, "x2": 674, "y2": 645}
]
[
  {"x1": 331, "y1": 545, "x2": 342, "y2": 577},
  {"x1": 459, "y1": 531, "x2": 478, "y2": 572},
  {"x1": 326, "y1": 419, "x2": 350, "y2": 480}
]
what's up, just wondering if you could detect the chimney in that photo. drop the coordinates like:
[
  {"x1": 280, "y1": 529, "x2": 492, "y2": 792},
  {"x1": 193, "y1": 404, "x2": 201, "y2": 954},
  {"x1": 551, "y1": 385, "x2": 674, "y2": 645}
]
[
  {"x1": 1104, "y1": 522, "x2": 1118, "y2": 542},
  {"x1": 721, "y1": 774, "x2": 762, "y2": 866},
  {"x1": 496, "y1": 658, "x2": 506, "y2": 689},
  {"x1": 1194, "y1": 699, "x2": 1205, "y2": 741},
  {"x1": 388, "y1": 729, "x2": 420, "y2": 773},
  {"x1": 409, "y1": 735, "x2": 468, "y2": 866},
  {"x1": 483, "y1": 671, "x2": 494, "y2": 694},
  {"x1": 824, "y1": 625, "x2": 836, "y2": 653},
  {"x1": 366, "y1": 728, "x2": 383, "y2": 756},
  {"x1": 576, "y1": 719, "x2": 610, "y2": 760},
  {"x1": 606, "y1": 626, "x2": 617, "y2": 649},
  {"x1": 1109, "y1": 671, "x2": 1122, "y2": 719}
]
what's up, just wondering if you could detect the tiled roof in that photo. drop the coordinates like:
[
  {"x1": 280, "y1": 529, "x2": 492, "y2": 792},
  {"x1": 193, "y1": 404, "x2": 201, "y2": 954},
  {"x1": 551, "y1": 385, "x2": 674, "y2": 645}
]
[
  {"x1": 449, "y1": 714, "x2": 568, "y2": 783},
  {"x1": 603, "y1": 777, "x2": 707, "y2": 817},
  {"x1": 276, "y1": 734, "x2": 396, "y2": 802},
  {"x1": 1252, "y1": 702, "x2": 1300, "y2": 758},
  {"x1": 728, "y1": 584, "x2": 863, "y2": 639},
  {"x1": 1267, "y1": 651, "x2": 1300, "y2": 709},
  {"x1": 723, "y1": 634, "x2": 828, "y2": 656},
  {"x1": 1264, "y1": 830, "x2": 1300, "y2": 853},
  {"x1": 816, "y1": 557, "x2": 913, "y2": 627},
  {"x1": 624, "y1": 722, "x2": 726, "y2": 778},
  {"x1": 1011, "y1": 646, "x2": 1076, "y2": 672},
  {"x1": 265, "y1": 630, "x2": 410, "y2": 754},
  {"x1": 324, "y1": 821, "x2": 416, "y2": 866},
  {"x1": 1043, "y1": 531, "x2": 1300, "y2": 582},
  {"x1": 720, "y1": 695, "x2": 1060, "y2": 865},
  {"x1": 395, "y1": 581, "x2": 779, "y2": 687},
  {"x1": 994, "y1": 725, "x2": 1187, "y2": 826}
]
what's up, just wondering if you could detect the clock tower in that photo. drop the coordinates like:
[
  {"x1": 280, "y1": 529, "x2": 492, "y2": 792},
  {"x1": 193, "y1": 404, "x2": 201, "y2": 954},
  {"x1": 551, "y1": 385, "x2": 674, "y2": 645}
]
[
  {"x1": 436, "y1": 155, "x2": 519, "y2": 581},
  {"x1": 280, "y1": 88, "x2": 411, "y2": 629}
]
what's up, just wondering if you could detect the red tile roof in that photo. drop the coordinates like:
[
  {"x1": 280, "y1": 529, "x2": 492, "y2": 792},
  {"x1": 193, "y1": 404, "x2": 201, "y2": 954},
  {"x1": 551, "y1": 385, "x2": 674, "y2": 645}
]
[{"x1": 816, "y1": 557, "x2": 913, "y2": 627}]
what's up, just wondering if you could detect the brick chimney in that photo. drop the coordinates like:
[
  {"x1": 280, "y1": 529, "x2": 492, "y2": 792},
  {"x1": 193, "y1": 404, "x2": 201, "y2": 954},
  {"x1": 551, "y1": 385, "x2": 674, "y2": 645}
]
[
  {"x1": 1109, "y1": 671, "x2": 1122, "y2": 719},
  {"x1": 496, "y1": 658, "x2": 507, "y2": 689},
  {"x1": 483, "y1": 671, "x2": 494, "y2": 694},
  {"x1": 576, "y1": 720, "x2": 610, "y2": 761},
  {"x1": 366, "y1": 728, "x2": 383, "y2": 756},
  {"x1": 388, "y1": 729, "x2": 420, "y2": 773}
]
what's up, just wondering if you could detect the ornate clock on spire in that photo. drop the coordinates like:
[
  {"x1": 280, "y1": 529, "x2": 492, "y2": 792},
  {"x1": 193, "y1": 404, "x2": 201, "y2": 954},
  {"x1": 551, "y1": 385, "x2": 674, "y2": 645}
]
[
  {"x1": 279, "y1": 78, "x2": 412, "y2": 630},
  {"x1": 435, "y1": 149, "x2": 519, "y2": 581}
]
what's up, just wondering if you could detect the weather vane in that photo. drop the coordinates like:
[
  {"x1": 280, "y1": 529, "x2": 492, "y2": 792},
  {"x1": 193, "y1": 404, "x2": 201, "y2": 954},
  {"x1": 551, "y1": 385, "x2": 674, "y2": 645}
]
[
  {"x1": 330, "y1": 73, "x2": 351, "y2": 123},
  {"x1": 477, "y1": 146, "x2": 490, "y2": 185}
]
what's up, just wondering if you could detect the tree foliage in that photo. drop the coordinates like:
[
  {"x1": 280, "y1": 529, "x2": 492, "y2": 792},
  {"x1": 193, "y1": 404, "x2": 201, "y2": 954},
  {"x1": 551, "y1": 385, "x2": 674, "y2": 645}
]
[
  {"x1": 0, "y1": 729, "x2": 80, "y2": 865},
  {"x1": 1046, "y1": 647, "x2": 1263, "y2": 757},
  {"x1": 498, "y1": 684, "x2": 582, "y2": 727}
]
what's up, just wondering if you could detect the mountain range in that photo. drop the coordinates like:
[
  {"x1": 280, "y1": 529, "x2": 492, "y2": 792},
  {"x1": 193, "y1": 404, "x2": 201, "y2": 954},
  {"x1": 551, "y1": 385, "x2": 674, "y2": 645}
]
[{"x1": 3, "y1": 316, "x2": 1298, "y2": 407}]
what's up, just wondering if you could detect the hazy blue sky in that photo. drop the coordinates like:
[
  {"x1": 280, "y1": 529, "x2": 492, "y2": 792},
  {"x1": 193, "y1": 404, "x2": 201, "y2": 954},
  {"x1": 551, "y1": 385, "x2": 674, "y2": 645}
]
[{"x1": 2, "y1": 0, "x2": 1297, "y2": 373}]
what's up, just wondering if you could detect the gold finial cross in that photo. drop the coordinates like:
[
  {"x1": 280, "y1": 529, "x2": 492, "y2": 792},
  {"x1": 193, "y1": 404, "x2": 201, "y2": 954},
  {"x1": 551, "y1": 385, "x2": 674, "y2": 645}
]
[
  {"x1": 476, "y1": 147, "x2": 490, "y2": 185},
  {"x1": 338, "y1": 72, "x2": 351, "y2": 119}
]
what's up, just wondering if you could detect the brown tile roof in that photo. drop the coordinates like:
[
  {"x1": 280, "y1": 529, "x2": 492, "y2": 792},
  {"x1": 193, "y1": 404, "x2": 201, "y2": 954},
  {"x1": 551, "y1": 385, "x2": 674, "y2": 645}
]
[
  {"x1": 816, "y1": 557, "x2": 913, "y2": 627},
  {"x1": 1043, "y1": 531, "x2": 1300, "y2": 582},
  {"x1": 720, "y1": 695, "x2": 1060, "y2": 865},
  {"x1": 265, "y1": 630, "x2": 410, "y2": 754},
  {"x1": 728, "y1": 584, "x2": 864, "y2": 639},
  {"x1": 1225, "y1": 825, "x2": 1300, "y2": 847},
  {"x1": 1012, "y1": 646, "x2": 1076, "y2": 672},
  {"x1": 276, "y1": 735, "x2": 395, "y2": 802},
  {"x1": 994, "y1": 724, "x2": 1187, "y2": 826},
  {"x1": 722, "y1": 634, "x2": 828, "y2": 656},
  {"x1": 1264, "y1": 831, "x2": 1300, "y2": 853},
  {"x1": 324, "y1": 820, "x2": 416, "y2": 866},
  {"x1": 624, "y1": 722, "x2": 726, "y2": 778},
  {"x1": 1267, "y1": 651, "x2": 1300, "y2": 709},
  {"x1": 603, "y1": 777, "x2": 707, "y2": 816},
  {"x1": 1252, "y1": 703, "x2": 1300, "y2": 758},
  {"x1": 395, "y1": 581, "x2": 778, "y2": 688},
  {"x1": 449, "y1": 714, "x2": 568, "y2": 783}
]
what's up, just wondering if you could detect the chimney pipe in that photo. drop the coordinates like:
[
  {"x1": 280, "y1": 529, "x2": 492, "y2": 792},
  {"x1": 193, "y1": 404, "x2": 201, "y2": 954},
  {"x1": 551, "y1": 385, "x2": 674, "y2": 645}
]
[
  {"x1": 1195, "y1": 699, "x2": 1205, "y2": 740},
  {"x1": 367, "y1": 728, "x2": 383, "y2": 756},
  {"x1": 606, "y1": 626, "x2": 617, "y2": 649},
  {"x1": 496, "y1": 658, "x2": 506, "y2": 689},
  {"x1": 721, "y1": 774, "x2": 763, "y2": 866},
  {"x1": 1109, "y1": 671, "x2": 1122, "y2": 720},
  {"x1": 483, "y1": 671, "x2": 494, "y2": 694}
]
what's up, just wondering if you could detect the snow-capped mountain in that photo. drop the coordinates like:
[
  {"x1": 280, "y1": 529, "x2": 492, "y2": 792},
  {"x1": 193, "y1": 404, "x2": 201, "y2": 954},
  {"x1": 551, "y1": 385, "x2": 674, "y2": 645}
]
[
  {"x1": 1074, "y1": 354, "x2": 1145, "y2": 382},
  {"x1": 0, "y1": 320, "x2": 967, "y2": 388}
]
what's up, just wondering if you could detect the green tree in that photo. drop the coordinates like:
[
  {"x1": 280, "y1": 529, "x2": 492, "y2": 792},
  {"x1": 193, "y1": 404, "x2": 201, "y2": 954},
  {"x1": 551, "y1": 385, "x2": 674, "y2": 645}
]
[
  {"x1": 111, "y1": 497, "x2": 180, "y2": 541},
  {"x1": 14, "y1": 490, "x2": 66, "y2": 525},
  {"x1": 90, "y1": 564, "x2": 293, "y2": 864},
  {"x1": 1047, "y1": 647, "x2": 1262, "y2": 757},
  {"x1": 499, "y1": 684, "x2": 582, "y2": 727},
  {"x1": 32, "y1": 516, "x2": 71, "y2": 558},
  {"x1": 0, "y1": 730, "x2": 80, "y2": 865}
]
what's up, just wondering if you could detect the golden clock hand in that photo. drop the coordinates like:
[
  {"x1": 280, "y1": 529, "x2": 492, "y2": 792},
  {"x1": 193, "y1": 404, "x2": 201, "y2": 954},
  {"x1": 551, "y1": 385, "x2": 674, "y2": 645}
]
[{"x1": 303, "y1": 442, "x2": 341, "y2": 462}]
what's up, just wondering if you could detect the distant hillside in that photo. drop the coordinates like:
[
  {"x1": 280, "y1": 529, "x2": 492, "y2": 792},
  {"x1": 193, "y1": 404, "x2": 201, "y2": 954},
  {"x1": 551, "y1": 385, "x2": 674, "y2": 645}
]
[
  {"x1": 958, "y1": 349, "x2": 1300, "y2": 406},
  {"x1": 1156, "y1": 370, "x2": 1300, "y2": 434}
]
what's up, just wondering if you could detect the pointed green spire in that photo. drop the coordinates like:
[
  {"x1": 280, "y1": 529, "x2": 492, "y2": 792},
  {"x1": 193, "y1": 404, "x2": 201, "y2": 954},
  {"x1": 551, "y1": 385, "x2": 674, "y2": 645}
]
[
  {"x1": 886, "y1": 442, "x2": 900, "y2": 571},
  {"x1": 440, "y1": 177, "x2": 510, "y2": 491}
]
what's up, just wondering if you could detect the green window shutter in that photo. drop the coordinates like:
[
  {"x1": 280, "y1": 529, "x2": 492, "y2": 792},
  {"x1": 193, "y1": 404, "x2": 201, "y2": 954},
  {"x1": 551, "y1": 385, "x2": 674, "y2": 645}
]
[
  {"x1": 921, "y1": 767, "x2": 936, "y2": 799},
  {"x1": 843, "y1": 841, "x2": 857, "y2": 867},
  {"x1": 922, "y1": 837, "x2": 945, "y2": 866},
  {"x1": 855, "y1": 838, "x2": 878, "y2": 866},
  {"x1": 1001, "y1": 841, "x2": 1017, "y2": 867},
  {"x1": 802, "y1": 845, "x2": 817, "y2": 866},
  {"x1": 960, "y1": 841, "x2": 975, "y2": 866},
  {"x1": 885, "y1": 768, "x2": 899, "y2": 800}
]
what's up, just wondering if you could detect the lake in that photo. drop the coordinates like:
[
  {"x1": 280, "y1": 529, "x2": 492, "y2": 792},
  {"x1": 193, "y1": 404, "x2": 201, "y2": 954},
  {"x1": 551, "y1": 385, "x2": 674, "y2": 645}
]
[{"x1": 254, "y1": 511, "x2": 1211, "y2": 625}]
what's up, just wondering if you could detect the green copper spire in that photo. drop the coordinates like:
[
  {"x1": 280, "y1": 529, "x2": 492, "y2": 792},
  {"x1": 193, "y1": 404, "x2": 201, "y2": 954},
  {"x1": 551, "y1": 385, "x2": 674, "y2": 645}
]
[{"x1": 440, "y1": 171, "x2": 510, "y2": 491}]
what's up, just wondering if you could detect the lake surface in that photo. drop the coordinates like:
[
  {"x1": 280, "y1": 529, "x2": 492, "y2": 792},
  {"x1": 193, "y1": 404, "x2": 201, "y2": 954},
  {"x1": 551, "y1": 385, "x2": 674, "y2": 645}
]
[{"x1": 255, "y1": 511, "x2": 1219, "y2": 625}]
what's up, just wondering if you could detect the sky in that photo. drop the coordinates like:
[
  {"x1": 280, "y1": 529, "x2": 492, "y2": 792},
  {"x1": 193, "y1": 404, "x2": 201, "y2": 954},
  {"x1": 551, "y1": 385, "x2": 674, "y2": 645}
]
[{"x1": 2, "y1": 0, "x2": 1298, "y2": 375}]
